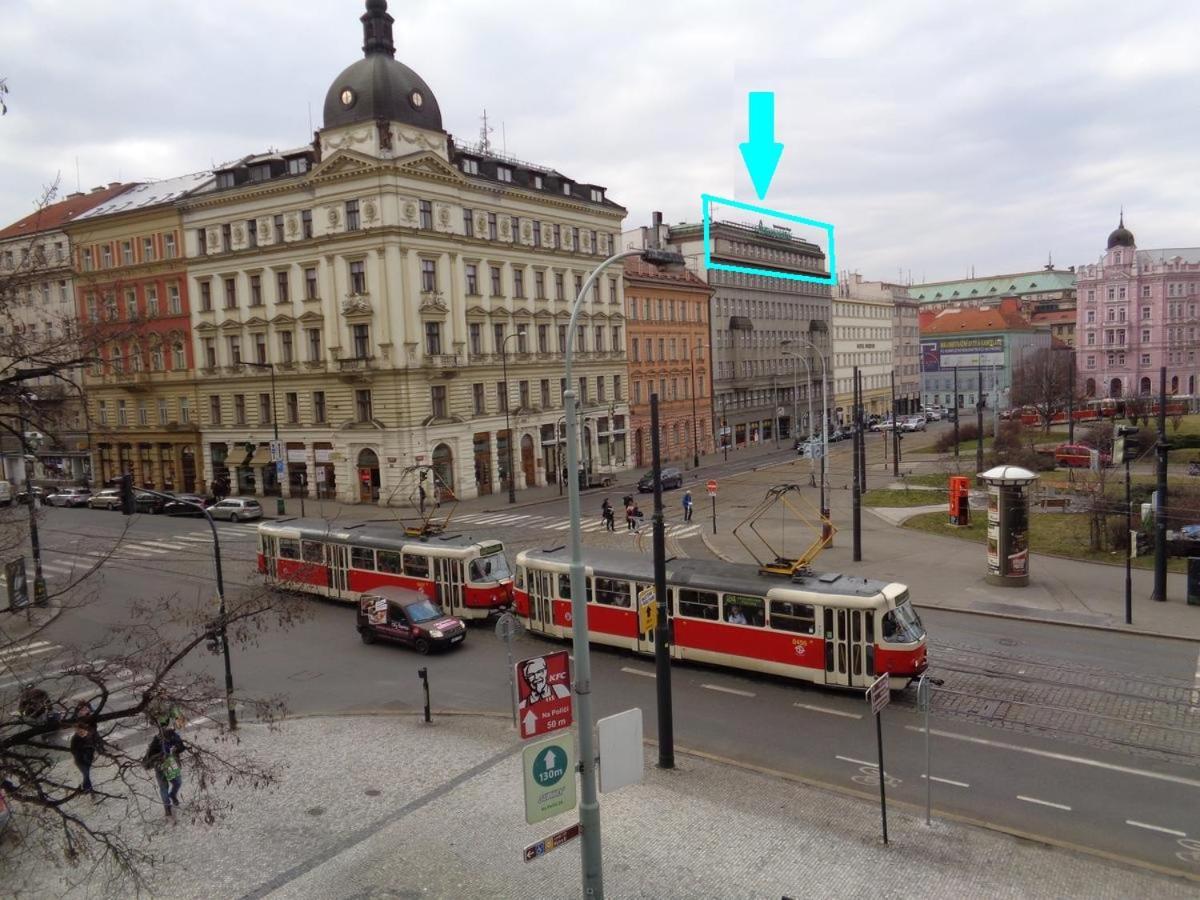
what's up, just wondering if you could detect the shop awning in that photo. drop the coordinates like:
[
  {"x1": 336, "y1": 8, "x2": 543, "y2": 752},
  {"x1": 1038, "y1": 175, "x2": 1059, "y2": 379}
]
[{"x1": 249, "y1": 447, "x2": 272, "y2": 466}]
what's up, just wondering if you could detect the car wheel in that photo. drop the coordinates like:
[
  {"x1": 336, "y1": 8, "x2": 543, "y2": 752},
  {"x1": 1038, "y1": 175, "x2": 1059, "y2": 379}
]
[
  {"x1": 229, "y1": 513, "x2": 239, "y2": 523},
  {"x1": 414, "y1": 637, "x2": 431, "y2": 655},
  {"x1": 359, "y1": 629, "x2": 376, "y2": 645}
]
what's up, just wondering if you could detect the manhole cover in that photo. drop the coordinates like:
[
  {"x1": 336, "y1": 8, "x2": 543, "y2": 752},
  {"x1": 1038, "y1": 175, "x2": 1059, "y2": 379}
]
[
  {"x1": 364, "y1": 789, "x2": 381, "y2": 797},
  {"x1": 995, "y1": 638, "x2": 1019, "y2": 647},
  {"x1": 305, "y1": 806, "x2": 326, "y2": 817}
]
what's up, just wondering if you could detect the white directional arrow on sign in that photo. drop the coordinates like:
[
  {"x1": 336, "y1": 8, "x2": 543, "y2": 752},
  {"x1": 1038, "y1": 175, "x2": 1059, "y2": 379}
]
[
  {"x1": 543, "y1": 749, "x2": 557, "y2": 769},
  {"x1": 522, "y1": 710, "x2": 538, "y2": 737}
]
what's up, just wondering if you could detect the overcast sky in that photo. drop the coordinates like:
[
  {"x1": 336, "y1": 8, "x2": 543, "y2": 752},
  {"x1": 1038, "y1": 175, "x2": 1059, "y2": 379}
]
[{"x1": 2, "y1": 0, "x2": 1197, "y2": 283}]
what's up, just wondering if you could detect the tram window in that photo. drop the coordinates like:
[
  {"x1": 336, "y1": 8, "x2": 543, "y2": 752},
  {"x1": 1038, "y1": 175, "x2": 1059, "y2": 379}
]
[
  {"x1": 402, "y1": 553, "x2": 430, "y2": 578},
  {"x1": 768, "y1": 601, "x2": 815, "y2": 635},
  {"x1": 278, "y1": 539, "x2": 300, "y2": 560},
  {"x1": 301, "y1": 541, "x2": 325, "y2": 564},
  {"x1": 882, "y1": 604, "x2": 923, "y2": 643},
  {"x1": 722, "y1": 594, "x2": 764, "y2": 627},
  {"x1": 558, "y1": 574, "x2": 571, "y2": 598},
  {"x1": 378, "y1": 550, "x2": 403, "y2": 574},
  {"x1": 678, "y1": 589, "x2": 718, "y2": 620},
  {"x1": 350, "y1": 547, "x2": 375, "y2": 570},
  {"x1": 515, "y1": 568, "x2": 525, "y2": 591}
]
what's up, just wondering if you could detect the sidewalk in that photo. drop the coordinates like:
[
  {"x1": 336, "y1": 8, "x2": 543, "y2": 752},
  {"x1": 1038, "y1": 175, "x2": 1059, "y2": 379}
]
[
  {"x1": 701, "y1": 465, "x2": 1200, "y2": 640},
  {"x1": 7, "y1": 713, "x2": 1193, "y2": 898}
]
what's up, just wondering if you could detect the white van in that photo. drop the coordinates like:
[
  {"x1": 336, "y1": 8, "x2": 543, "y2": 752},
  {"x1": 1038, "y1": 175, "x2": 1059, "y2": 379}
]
[{"x1": 0, "y1": 481, "x2": 12, "y2": 506}]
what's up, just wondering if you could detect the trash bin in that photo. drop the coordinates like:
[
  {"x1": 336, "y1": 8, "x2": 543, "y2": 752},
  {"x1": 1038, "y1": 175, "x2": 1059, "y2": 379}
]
[{"x1": 1189, "y1": 558, "x2": 1200, "y2": 606}]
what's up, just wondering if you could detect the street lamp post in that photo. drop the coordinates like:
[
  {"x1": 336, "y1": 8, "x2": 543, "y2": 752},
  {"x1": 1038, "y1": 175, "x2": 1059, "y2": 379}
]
[
  {"x1": 720, "y1": 396, "x2": 728, "y2": 462},
  {"x1": 688, "y1": 339, "x2": 704, "y2": 468},
  {"x1": 564, "y1": 246, "x2": 683, "y2": 899},
  {"x1": 243, "y1": 361, "x2": 285, "y2": 516},
  {"x1": 782, "y1": 344, "x2": 814, "y2": 472},
  {"x1": 17, "y1": 396, "x2": 47, "y2": 607},
  {"x1": 500, "y1": 331, "x2": 523, "y2": 503},
  {"x1": 785, "y1": 335, "x2": 829, "y2": 518}
]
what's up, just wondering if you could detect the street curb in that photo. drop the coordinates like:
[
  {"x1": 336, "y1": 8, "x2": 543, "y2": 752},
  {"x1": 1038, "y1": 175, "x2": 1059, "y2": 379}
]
[{"x1": 700, "y1": 517, "x2": 1200, "y2": 643}]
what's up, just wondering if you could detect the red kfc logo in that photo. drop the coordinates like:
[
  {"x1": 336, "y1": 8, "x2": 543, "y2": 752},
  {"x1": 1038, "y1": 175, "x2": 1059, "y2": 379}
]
[{"x1": 516, "y1": 650, "x2": 573, "y2": 739}]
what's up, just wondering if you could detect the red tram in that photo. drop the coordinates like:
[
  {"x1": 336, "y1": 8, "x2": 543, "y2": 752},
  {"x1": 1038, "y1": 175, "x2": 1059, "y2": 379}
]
[
  {"x1": 258, "y1": 519, "x2": 513, "y2": 620},
  {"x1": 514, "y1": 547, "x2": 927, "y2": 689}
]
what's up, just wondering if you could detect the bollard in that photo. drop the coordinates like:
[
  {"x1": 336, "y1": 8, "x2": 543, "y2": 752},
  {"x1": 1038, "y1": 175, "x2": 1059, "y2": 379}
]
[{"x1": 418, "y1": 667, "x2": 431, "y2": 723}]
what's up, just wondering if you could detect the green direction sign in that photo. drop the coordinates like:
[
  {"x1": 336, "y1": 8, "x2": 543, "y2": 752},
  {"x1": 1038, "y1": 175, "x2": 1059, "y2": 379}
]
[{"x1": 523, "y1": 737, "x2": 576, "y2": 825}]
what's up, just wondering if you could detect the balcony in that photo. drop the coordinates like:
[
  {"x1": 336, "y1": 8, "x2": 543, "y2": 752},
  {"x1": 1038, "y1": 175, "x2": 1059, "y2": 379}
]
[
  {"x1": 339, "y1": 356, "x2": 376, "y2": 372},
  {"x1": 423, "y1": 354, "x2": 461, "y2": 370}
]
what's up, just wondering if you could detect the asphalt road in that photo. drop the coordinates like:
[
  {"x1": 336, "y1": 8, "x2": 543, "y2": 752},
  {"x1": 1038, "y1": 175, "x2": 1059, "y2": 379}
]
[{"x1": 13, "y1": 433, "x2": 1200, "y2": 883}]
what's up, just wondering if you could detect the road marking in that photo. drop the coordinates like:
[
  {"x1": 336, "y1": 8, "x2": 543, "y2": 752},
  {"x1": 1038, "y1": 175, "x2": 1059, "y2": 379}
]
[
  {"x1": 920, "y1": 774, "x2": 970, "y2": 788},
  {"x1": 1191, "y1": 649, "x2": 1200, "y2": 713},
  {"x1": 135, "y1": 540, "x2": 189, "y2": 551},
  {"x1": 836, "y1": 755, "x2": 877, "y2": 768},
  {"x1": 906, "y1": 725, "x2": 1200, "y2": 789},
  {"x1": 1018, "y1": 795, "x2": 1072, "y2": 811},
  {"x1": 0, "y1": 640, "x2": 51, "y2": 660},
  {"x1": 620, "y1": 666, "x2": 656, "y2": 678},
  {"x1": 795, "y1": 702, "x2": 862, "y2": 719},
  {"x1": 1126, "y1": 820, "x2": 1187, "y2": 837},
  {"x1": 0, "y1": 643, "x2": 59, "y2": 663},
  {"x1": 701, "y1": 683, "x2": 755, "y2": 698}
]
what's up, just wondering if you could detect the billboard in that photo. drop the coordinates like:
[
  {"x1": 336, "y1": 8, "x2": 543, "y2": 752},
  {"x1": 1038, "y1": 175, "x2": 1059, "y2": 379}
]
[{"x1": 921, "y1": 336, "x2": 1004, "y2": 372}]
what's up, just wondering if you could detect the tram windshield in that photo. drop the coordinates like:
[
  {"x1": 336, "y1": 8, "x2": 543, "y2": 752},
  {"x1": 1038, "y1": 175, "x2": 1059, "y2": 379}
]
[
  {"x1": 882, "y1": 600, "x2": 924, "y2": 643},
  {"x1": 469, "y1": 553, "x2": 511, "y2": 582}
]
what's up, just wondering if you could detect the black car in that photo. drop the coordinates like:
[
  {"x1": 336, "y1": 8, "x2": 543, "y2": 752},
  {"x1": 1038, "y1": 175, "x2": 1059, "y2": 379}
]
[
  {"x1": 16, "y1": 485, "x2": 52, "y2": 505},
  {"x1": 133, "y1": 490, "x2": 167, "y2": 515},
  {"x1": 637, "y1": 467, "x2": 683, "y2": 492},
  {"x1": 163, "y1": 494, "x2": 210, "y2": 517},
  {"x1": 356, "y1": 586, "x2": 466, "y2": 654}
]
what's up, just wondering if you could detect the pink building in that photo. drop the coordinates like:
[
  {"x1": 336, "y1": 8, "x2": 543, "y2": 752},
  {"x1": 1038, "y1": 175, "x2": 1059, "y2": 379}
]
[{"x1": 1076, "y1": 215, "x2": 1200, "y2": 398}]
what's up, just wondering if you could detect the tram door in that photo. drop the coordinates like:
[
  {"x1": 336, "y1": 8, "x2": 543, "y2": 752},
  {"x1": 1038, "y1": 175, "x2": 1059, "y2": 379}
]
[
  {"x1": 530, "y1": 570, "x2": 557, "y2": 634},
  {"x1": 434, "y1": 558, "x2": 465, "y2": 613},
  {"x1": 260, "y1": 535, "x2": 277, "y2": 579},
  {"x1": 635, "y1": 582, "x2": 656, "y2": 654},
  {"x1": 824, "y1": 607, "x2": 875, "y2": 688},
  {"x1": 328, "y1": 544, "x2": 349, "y2": 600}
]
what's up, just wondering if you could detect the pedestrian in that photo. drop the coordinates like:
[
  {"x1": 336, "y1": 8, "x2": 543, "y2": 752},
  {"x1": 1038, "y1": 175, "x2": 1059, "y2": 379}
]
[
  {"x1": 418, "y1": 483, "x2": 427, "y2": 514},
  {"x1": 682, "y1": 490, "x2": 693, "y2": 522},
  {"x1": 601, "y1": 498, "x2": 615, "y2": 532},
  {"x1": 143, "y1": 728, "x2": 186, "y2": 820},
  {"x1": 69, "y1": 720, "x2": 100, "y2": 794},
  {"x1": 625, "y1": 499, "x2": 638, "y2": 532}
]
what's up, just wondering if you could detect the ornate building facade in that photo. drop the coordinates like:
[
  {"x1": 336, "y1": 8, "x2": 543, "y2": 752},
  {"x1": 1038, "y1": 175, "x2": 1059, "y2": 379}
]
[{"x1": 1075, "y1": 215, "x2": 1200, "y2": 399}]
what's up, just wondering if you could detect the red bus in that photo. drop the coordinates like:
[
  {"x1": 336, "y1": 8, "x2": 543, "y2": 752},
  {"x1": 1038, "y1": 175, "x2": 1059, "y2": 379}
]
[
  {"x1": 258, "y1": 519, "x2": 513, "y2": 620},
  {"x1": 514, "y1": 547, "x2": 927, "y2": 690}
]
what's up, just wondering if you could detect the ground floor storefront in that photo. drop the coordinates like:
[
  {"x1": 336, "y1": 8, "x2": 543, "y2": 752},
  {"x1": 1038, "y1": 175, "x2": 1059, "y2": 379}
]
[{"x1": 93, "y1": 437, "x2": 201, "y2": 493}]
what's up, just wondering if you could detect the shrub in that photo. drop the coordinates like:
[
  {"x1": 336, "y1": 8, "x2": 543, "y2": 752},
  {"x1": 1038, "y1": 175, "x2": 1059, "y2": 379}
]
[{"x1": 934, "y1": 423, "x2": 979, "y2": 453}]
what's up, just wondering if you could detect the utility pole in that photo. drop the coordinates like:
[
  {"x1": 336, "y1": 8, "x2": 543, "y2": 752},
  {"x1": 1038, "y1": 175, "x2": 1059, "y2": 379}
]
[
  {"x1": 18, "y1": 409, "x2": 47, "y2": 607},
  {"x1": 891, "y1": 369, "x2": 899, "y2": 478},
  {"x1": 1067, "y1": 352, "x2": 1076, "y2": 444},
  {"x1": 720, "y1": 397, "x2": 728, "y2": 463},
  {"x1": 650, "y1": 394, "x2": 674, "y2": 768},
  {"x1": 1153, "y1": 365, "x2": 1168, "y2": 602},
  {"x1": 857, "y1": 369, "x2": 867, "y2": 494},
  {"x1": 953, "y1": 366, "x2": 960, "y2": 463},
  {"x1": 853, "y1": 366, "x2": 862, "y2": 562}
]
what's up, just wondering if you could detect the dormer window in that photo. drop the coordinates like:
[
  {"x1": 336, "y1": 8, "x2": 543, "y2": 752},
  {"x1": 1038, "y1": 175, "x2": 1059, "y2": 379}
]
[
  {"x1": 216, "y1": 172, "x2": 235, "y2": 189},
  {"x1": 590, "y1": 188, "x2": 604, "y2": 203},
  {"x1": 462, "y1": 158, "x2": 479, "y2": 175},
  {"x1": 562, "y1": 181, "x2": 572, "y2": 196},
  {"x1": 287, "y1": 157, "x2": 309, "y2": 175},
  {"x1": 533, "y1": 175, "x2": 544, "y2": 189},
  {"x1": 249, "y1": 163, "x2": 271, "y2": 183},
  {"x1": 496, "y1": 166, "x2": 513, "y2": 183}
]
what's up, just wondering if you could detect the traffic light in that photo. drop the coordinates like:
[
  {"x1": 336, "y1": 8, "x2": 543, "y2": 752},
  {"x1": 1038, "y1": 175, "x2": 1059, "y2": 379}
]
[{"x1": 119, "y1": 472, "x2": 135, "y2": 515}]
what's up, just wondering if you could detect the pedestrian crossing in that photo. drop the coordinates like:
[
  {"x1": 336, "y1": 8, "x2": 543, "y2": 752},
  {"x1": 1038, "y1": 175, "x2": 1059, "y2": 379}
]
[{"x1": 448, "y1": 510, "x2": 703, "y2": 540}]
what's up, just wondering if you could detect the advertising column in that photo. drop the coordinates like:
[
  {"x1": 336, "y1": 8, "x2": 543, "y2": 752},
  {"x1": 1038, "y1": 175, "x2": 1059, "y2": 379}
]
[{"x1": 981, "y1": 465, "x2": 1036, "y2": 586}]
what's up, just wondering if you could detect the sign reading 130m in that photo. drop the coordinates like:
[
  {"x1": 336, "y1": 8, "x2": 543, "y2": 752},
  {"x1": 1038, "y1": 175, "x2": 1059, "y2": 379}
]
[{"x1": 522, "y1": 737, "x2": 577, "y2": 824}]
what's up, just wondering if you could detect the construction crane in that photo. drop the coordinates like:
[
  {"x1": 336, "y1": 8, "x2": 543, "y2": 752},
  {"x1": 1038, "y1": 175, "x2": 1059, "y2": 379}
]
[{"x1": 732, "y1": 483, "x2": 837, "y2": 577}]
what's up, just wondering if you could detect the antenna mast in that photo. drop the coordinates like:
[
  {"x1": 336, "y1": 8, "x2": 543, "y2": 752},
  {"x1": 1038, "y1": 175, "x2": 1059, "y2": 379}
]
[{"x1": 479, "y1": 109, "x2": 494, "y2": 155}]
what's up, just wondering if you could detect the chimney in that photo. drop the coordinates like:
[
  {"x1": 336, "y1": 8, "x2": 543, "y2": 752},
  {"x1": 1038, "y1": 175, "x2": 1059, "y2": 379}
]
[
  {"x1": 66, "y1": 192, "x2": 84, "y2": 200},
  {"x1": 90, "y1": 185, "x2": 105, "y2": 193},
  {"x1": 107, "y1": 181, "x2": 121, "y2": 189},
  {"x1": 651, "y1": 210, "x2": 664, "y2": 249}
]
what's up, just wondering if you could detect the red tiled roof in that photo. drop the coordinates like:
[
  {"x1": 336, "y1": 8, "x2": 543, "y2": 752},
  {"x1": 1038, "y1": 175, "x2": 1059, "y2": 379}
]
[
  {"x1": 622, "y1": 257, "x2": 712, "y2": 291},
  {"x1": 919, "y1": 298, "x2": 1035, "y2": 334},
  {"x1": 0, "y1": 183, "x2": 136, "y2": 241},
  {"x1": 1030, "y1": 310, "x2": 1077, "y2": 326}
]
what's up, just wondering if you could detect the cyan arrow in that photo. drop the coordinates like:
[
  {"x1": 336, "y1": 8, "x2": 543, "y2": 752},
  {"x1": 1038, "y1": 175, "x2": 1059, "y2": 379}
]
[{"x1": 739, "y1": 91, "x2": 784, "y2": 201}]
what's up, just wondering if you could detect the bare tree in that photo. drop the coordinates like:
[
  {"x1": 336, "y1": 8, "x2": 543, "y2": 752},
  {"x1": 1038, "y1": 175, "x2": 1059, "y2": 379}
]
[{"x1": 1010, "y1": 348, "x2": 1076, "y2": 433}]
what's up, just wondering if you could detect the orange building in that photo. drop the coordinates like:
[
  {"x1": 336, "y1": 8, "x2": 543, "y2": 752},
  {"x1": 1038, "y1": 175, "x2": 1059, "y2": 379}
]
[{"x1": 622, "y1": 258, "x2": 714, "y2": 468}]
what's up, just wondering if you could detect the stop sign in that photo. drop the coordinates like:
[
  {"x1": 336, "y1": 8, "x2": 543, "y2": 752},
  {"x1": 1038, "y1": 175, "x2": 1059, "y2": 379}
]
[{"x1": 706, "y1": 479, "x2": 718, "y2": 496}]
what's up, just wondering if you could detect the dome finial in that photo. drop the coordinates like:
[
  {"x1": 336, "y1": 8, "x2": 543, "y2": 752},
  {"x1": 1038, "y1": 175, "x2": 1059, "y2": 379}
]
[
  {"x1": 361, "y1": 0, "x2": 395, "y2": 58},
  {"x1": 1119, "y1": 205, "x2": 1124, "y2": 228}
]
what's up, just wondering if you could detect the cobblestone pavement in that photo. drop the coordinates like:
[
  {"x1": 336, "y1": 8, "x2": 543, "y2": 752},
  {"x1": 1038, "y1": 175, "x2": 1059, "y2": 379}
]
[
  {"x1": 6, "y1": 715, "x2": 1196, "y2": 898},
  {"x1": 891, "y1": 638, "x2": 1200, "y2": 766}
]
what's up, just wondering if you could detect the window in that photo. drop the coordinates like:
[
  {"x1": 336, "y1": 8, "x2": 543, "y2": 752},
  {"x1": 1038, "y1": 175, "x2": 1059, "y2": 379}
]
[
  {"x1": 254, "y1": 333, "x2": 267, "y2": 364},
  {"x1": 722, "y1": 593, "x2": 764, "y2": 627},
  {"x1": 101, "y1": 245, "x2": 113, "y2": 268},
  {"x1": 345, "y1": 199, "x2": 360, "y2": 230},
  {"x1": 421, "y1": 259, "x2": 437, "y2": 292},
  {"x1": 465, "y1": 264, "x2": 479, "y2": 295},
  {"x1": 211, "y1": 395, "x2": 224, "y2": 424},
  {"x1": 307, "y1": 328, "x2": 322, "y2": 361},
  {"x1": 350, "y1": 259, "x2": 366, "y2": 294},
  {"x1": 419, "y1": 200, "x2": 433, "y2": 229},
  {"x1": 534, "y1": 175, "x2": 544, "y2": 190},
  {"x1": 462, "y1": 158, "x2": 479, "y2": 175},
  {"x1": 519, "y1": 380, "x2": 530, "y2": 409},
  {"x1": 355, "y1": 389, "x2": 372, "y2": 422},
  {"x1": 1143, "y1": 285, "x2": 1151, "y2": 298},
  {"x1": 228, "y1": 336, "x2": 242, "y2": 365},
  {"x1": 590, "y1": 188, "x2": 604, "y2": 203},
  {"x1": 137, "y1": 401, "x2": 149, "y2": 426},
  {"x1": 352, "y1": 323, "x2": 370, "y2": 359},
  {"x1": 151, "y1": 343, "x2": 164, "y2": 371},
  {"x1": 273, "y1": 214, "x2": 284, "y2": 242},
  {"x1": 538, "y1": 324, "x2": 549, "y2": 353},
  {"x1": 377, "y1": 550, "x2": 402, "y2": 574},
  {"x1": 678, "y1": 588, "x2": 718, "y2": 620},
  {"x1": 513, "y1": 268, "x2": 525, "y2": 297},
  {"x1": 534, "y1": 270, "x2": 546, "y2": 299},
  {"x1": 276, "y1": 270, "x2": 290, "y2": 303},
  {"x1": 250, "y1": 274, "x2": 263, "y2": 306},
  {"x1": 425, "y1": 321, "x2": 442, "y2": 355},
  {"x1": 1142, "y1": 329, "x2": 1151, "y2": 342},
  {"x1": 203, "y1": 338, "x2": 217, "y2": 368},
  {"x1": 1142, "y1": 306, "x2": 1151, "y2": 320},
  {"x1": 158, "y1": 398, "x2": 169, "y2": 425},
  {"x1": 597, "y1": 376, "x2": 605, "y2": 402},
  {"x1": 313, "y1": 391, "x2": 326, "y2": 423},
  {"x1": 473, "y1": 383, "x2": 485, "y2": 415},
  {"x1": 121, "y1": 240, "x2": 133, "y2": 264},
  {"x1": 222, "y1": 224, "x2": 233, "y2": 251},
  {"x1": 305, "y1": 266, "x2": 318, "y2": 300},
  {"x1": 167, "y1": 282, "x2": 181, "y2": 315},
  {"x1": 496, "y1": 166, "x2": 512, "y2": 183},
  {"x1": 540, "y1": 379, "x2": 551, "y2": 408},
  {"x1": 143, "y1": 237, "x2": 155, "y2": 261},
  {"x1": 117, "y1": 400, "x2": 128, "y2": 426},
  {"x1": 247, "y1": 219, "x2": 258, "y2": 249},
  {"x1": 402, "y1": 553, "x2": 430, "y2": 578},
  {"x1": 280, "y1": 331, "x2": 294, "y2": 363},
  {"x1": 259, "y1": 393, "x2": 272, "y2": 424},
  {"x1": 431, "y1": 385, "x2": 447, "y2": 418},
  {"x1": 769, "y1": 600, "x2": 815, "y2": 634},
  {"x1": 609, "y1": 276, "x2": 618, "y2": 303},
  {"x1": 490, "y1": 265, "x2": 502, "y2": 295},
  {"x1": 612, "y1": 325, "x2": 622, "y2": 349},
  {"x1": 1142, "y1": 354, "x2": 1151, "y2": 366},
  {"x1": 487, "y1": 212, "x2": 498, "y2": 240},
  {"x1": 574, "y1": 274, "x2": 583, "y2": 297},
  {"x1": 224, "y1": 277, "x2": 237, "y2": 309},
  {"x1": 278, "y1": 539, "x2": 301, "y2": 560},
  {"x1": 593, "y1": 577, "x2": 630, "y2": 607},
  {"x1": 234, "y1": 394, "x2": 246, "y2": 424},
  {"x1": 532, "y1": 221, "x2": 542, "y2": 247},
  {"x1": 302, "y1": 209, "x2": 313, "y2": 239},
  {"x1": 554, "y1": 272, "x2": 565, "y2": 300},
  {"x1": 497, "y1": 381, "x2": 509, "y2": 412},
  {"x1": 98, "y1": 401, "x2": 108, "y2": 425},
  {"x1": 351, "y1": 547, "x2": 375, "y2": 570},
  {"x1": 613, "y1": 374, "x2": 622, "y2": 400},
  {"x1": 558, "y1": 324, "x2": 568, "y2": 352},
  {"x1": 301, "y1": 541, "x2": 325, "y2": 564},
  {"x1": 469, "y1": 323, "x2": 482, "y2": 356}
]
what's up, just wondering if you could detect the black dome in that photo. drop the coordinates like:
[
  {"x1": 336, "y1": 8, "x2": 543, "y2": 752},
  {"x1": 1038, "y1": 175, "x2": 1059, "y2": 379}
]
[
  {"x1": 1107, "y1": 212, "x2": 1135, "y2": 249},
  {"x1": 322, "y1": 1, "x2": 443, "y2": 133}
]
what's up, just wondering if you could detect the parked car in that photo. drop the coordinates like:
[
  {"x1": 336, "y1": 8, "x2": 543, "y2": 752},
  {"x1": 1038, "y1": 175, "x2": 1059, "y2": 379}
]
[
  {"x1": 133, "y1": 491, "x2": 168, "y2": 515},
  {"x1": 875, "y1": 419, "x2": 897, "y2": 432},
  {"x1": 637, "y1": 467, "x2": 683, "y2": 492},
  {"x1": 208, "y1": 497, "x2": 263, "y2": 522},
  {"x1": 923, "y1": 408, "x2": 944, "y2": 422},
  {"x1": 0, "y1": 481, "x2": 12, "y2": 506},
  {"x1": 901, "y1": 416, "x2": 926, "y2": 432},
  {"x1": 47, "y1": 487, "x2": 92, "y2": 508},
  {"x1": 1054, "y1": 443, "x2": 1111, "y2": 469},
  {"x1": 88, "y1": 488, "x2": 122, "y2": 510},
  {"x1": 163, "y1": 493, "x2": 212, "y2": 517},
  {"x1": 829, "y1": 426, "x2": 853, "y2": 442},
  {"x1": 16, "y1": 485, "x2": 52, "y2": 505}
]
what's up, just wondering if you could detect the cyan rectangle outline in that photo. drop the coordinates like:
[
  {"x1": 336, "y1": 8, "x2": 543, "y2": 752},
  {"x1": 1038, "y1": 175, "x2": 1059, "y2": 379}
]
[{"x1": 701, "y1": 193, "x2": 836, "y2": 286}]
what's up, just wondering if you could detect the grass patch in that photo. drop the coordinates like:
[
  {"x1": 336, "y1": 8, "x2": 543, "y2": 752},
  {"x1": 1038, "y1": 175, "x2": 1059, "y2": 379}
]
[
  {"x1": 862, "y1": 488, "x2": 947, "y2": 508},
  {"x1": 902, "y1": 509, "x2": 1186, "y2": 572}
]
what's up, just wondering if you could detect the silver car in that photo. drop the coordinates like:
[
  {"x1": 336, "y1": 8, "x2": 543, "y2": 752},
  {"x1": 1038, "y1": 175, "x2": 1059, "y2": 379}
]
[
  {"x1": 208, "y1": 498, "x2": 263, "y2": 522},
  {"x1": 47, "y1": 487, "x2": 92, "y2": 508}
]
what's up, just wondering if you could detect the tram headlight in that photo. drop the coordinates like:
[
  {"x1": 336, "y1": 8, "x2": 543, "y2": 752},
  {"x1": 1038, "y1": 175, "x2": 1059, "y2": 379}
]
[{"x1": 428, "y1": 628, "x2": 444, "y2": 639}]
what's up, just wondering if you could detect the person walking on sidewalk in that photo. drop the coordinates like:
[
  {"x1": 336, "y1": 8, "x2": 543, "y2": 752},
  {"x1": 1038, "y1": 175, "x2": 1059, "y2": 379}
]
[
  {"x1": 143, "y1": 728, "x2": 186, "y2": 820},
  {"x1": 682, "y1": 490, "x2": 694, "y2": 522},
  {"x1": 626, "y1": 499, "x2": 640, "y2": 532},
  {"x1": 69, "y1": 720, "x2": 100, "y2": 794},
  {"x1": 601, "y1": 498, "x2": 615, "y2": 532}
]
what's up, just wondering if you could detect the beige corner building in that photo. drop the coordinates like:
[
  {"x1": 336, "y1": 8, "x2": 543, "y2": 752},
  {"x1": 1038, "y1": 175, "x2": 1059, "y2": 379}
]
[
  {"x1": 831, "y1": 273, "x2": 904, "y2": 422},
  {"x1": 174, "y1": 1, "x2": 628, "y2": 504}
]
